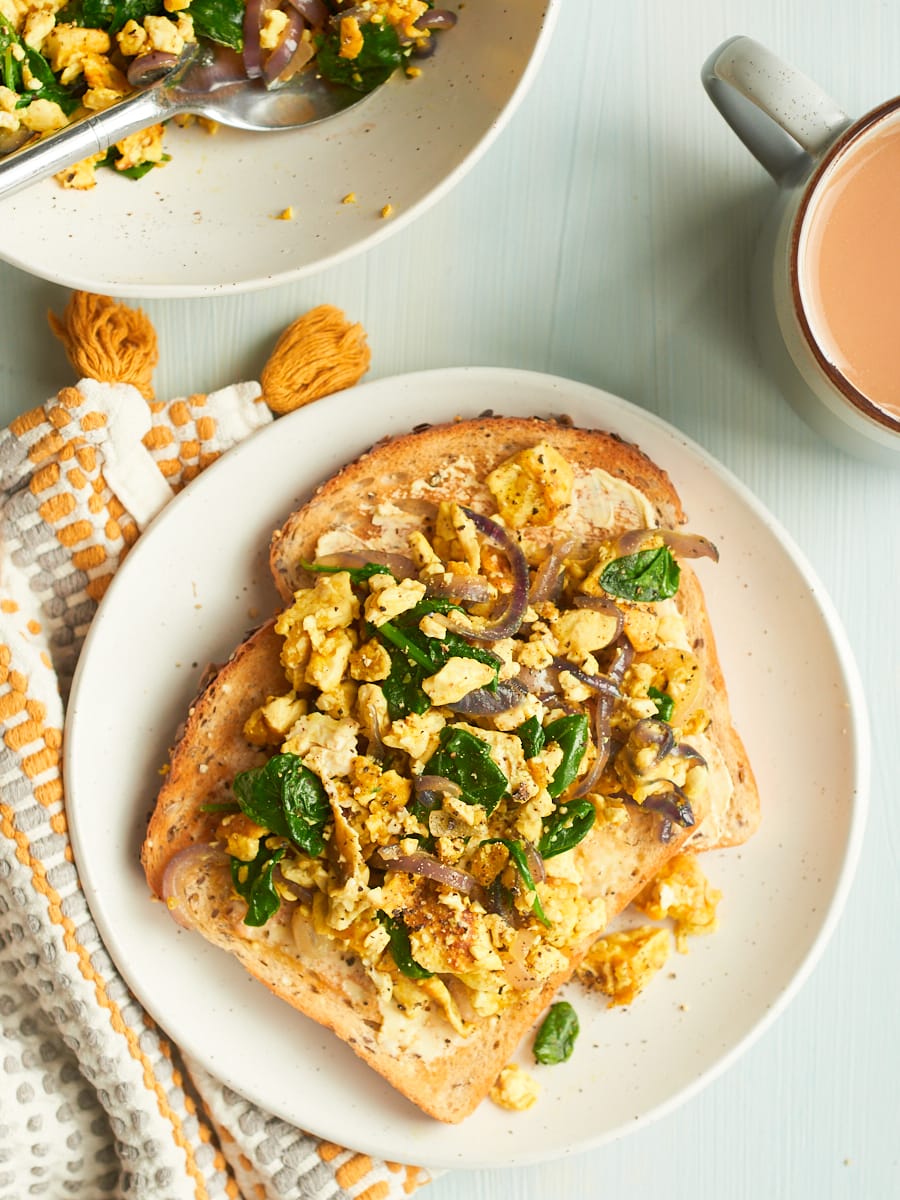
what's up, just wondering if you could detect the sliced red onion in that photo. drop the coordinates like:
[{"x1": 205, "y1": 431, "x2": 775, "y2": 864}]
[
  {"x1": 242, "y1": 0, "x2": 265, "y2": 77},
  {"x1": 485, "y1": 881, "x2": 524, "y2": 928},
  {"x1": 415, "y1": 8, "x2": 458, "y2": 29},
  {"x1": 605, "y1": 634, "x2": 635, "y2": 684},
  {"x1": 529, "y1": 537, "x2": 575, "y2": 604},
  {"x1": 426, "y1": 573, "x2": 494, "y2": 604},
  {"x1": 570, "y1": 634, "x2": 634, "y2": 798},
  {"x1": 662, "y1": 529, "x2": 719, "y2": 562},
  {"x1": 127, "y1": 51, "x2": 181, "y2": 88},
  {"x1": 413, "y1": 774, "x2": 461, "y2": 809},
  {"x1": 160, "y1": 844, "x2": 225, "y2": 929},
  {"x1": 671, "y1": 741, "x2": 707, "y2": 767},
  {"x1": 629, "y1": 717, "x2": 676, "y2": 770},
  {"x1": 376, "y1": 846, "x2": 488, "y2": 905},
  {"x1": 446, "y1": 678, "x2": 528, "y2": 716},
  {"x1": 551, "y1": 657, "x2": 622, "y2": 701},
  {"x1": 572, "y1": 695, "x2": 614, "y2": 798},
  {"x1": 0, "y1": 127, "x2": 34, "y2": 155},
  {"x1": 410, "y1": 37, "x2": 437, "y2": 58},
  {"x1": 522, "y1": 840, "x2": 546, "y2": 885},
  {"x1": 285, "y1": 0, "x2": 328, "y2": 24},
  {"x1": 614, "y1": 527, "x2": 719, "y2": 563},
  {"x1": 441, "y1": 508, "x2": 529, "y2": 642},
  {"x1": 183, "y1": 47, "x2": 249, "y2": 91},
  {"x1": 639, "y1": 783, "x2": 695, "y2": 830},
  {"x1": 262, "y1": 10, "x2": 312, "y2": 86}
]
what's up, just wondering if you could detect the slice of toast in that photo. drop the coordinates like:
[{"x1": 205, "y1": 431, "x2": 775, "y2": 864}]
[{"x1": 142, "y1": 414, "x2": 758, "y2": 1123}]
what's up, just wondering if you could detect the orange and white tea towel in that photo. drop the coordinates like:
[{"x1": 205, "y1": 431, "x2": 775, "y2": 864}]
[{"x1": 0, "y1": 293, "x2": 433, "y2": 1200}]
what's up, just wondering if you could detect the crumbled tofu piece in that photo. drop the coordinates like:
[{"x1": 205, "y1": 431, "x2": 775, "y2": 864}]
[
  {"x1": 18, "y1": 98, "x2": 67, "y2": 133},
  {"x1": 339, "y1": 14, "x2": 364, "y2": 59},
  {"x1": 490, "y1": 1064, "x2": 540, "y2": 1112},
  {"x1": 55, "y1": 153, "x2": 105, "y2": 190},
  {"x1": 422, "y1": 656, "x2": 496, "y2": 707},
  {"x1": 579, "y1": 925, "x2": 671, "y2": 1005},
  {"x1": 116, "y1": 19, "x2": 148, "y2": 57},
  {"x1": 363, "y1": 576, "x2": 427, "y2": 627},
  {"x1": 260, "y1": 7, "x2": 289, "y2": 50},
  {"x1": 633, "y1": 852, "x2": 722, "y2": 952},
  {"x1": 113, "y1": 124, "x2": 166, "y2": 170},
  {"x1": 43, "y1": 25, "x2": 111, "y2": 85},
  {"x1": 487, "y1": 442, "x2": 574, "y2": 529},
  {"x1": 22, "y1": 4, "x2": 56, "y2": 51}
]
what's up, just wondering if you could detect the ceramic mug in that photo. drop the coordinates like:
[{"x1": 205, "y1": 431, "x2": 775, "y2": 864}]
[{"x1": 703, "y1": 35, "x2": 900, "y2": 465}]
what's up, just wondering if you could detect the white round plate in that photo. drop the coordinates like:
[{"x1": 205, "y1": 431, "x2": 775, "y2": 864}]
[
  {"x1": 65, "y1": 367, "x2": 869, "y2": 1168},
  {"x1": 0, "y1": 2, "x2": 557, "y2": 297}
]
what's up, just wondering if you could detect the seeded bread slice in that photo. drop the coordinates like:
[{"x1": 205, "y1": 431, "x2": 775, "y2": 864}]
[{"x1": 141, "y1": 414, "x2": 757, "y2": 1123}]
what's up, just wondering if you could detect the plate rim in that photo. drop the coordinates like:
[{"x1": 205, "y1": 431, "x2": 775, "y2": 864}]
[{"x1": 64, "y1": 365, "x2": 871, "y2": 1167}]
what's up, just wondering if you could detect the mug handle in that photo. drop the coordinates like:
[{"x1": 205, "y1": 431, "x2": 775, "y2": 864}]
[{"x1": 702, "y1": 35, "x2": 852, "y2": 182}]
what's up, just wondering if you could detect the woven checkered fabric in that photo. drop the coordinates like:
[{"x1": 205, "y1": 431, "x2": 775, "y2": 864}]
[{"x1": 0, "y1": 377, "x2": 432, "y2": 1200}]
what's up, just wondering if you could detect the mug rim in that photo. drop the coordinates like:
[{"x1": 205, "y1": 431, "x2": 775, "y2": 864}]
[{"x1": 790, "y1": 97, "x2": 900, "y2": 435}]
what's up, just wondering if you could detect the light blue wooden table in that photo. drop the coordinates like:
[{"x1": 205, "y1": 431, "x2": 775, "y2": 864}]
[{"x1": 2, "y1": 2, "x2": 898, "y2": 1197}]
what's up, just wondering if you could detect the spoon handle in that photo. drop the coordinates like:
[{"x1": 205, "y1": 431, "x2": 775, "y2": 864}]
[{"x1": 0, "y1": 87, "x2": 169, "y2": 201}]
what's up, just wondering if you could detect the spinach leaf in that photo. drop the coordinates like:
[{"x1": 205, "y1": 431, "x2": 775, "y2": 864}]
[
  {"x1": 599, "y1": 546, "x2": 680, "y2": 603},
  {"x1": 533, "y1": 1000, "x2": 580, "y2": 1064},
  {"x1": 377, "y1": 617, "x2": 439, "y2": 672},
  {"x1": 0, "y1": 12, "x2": 17, "y2": 44},
  {"x1": 484, "y1": 838, "x2": 550, "y2": 927},
  {"x1": 233, "y1": 753, "x2": 330, "y2": 856},
  {"x1": 1, "y1": 49, "x2": 20, "y2": 94},
  {"x1": 315, "y1": 21, "x2": 404, "y2": 94},
  {"x1": 188, "y1": 0, "x2": 244, "y2": 50},
  {"x1": 300, "y1": 558, "x2": 393, "y2": 585},
  {"x1": 376, "y1": 911, "x2": 433, "y2": 979},
  {"x1": 231, "y1": 839, "x2": 285, "y2": 927},
  {"x1": 380, "y1": 639, "x2": 432, "y2": 721},
  {"x1": 515, "y1": 714, "x2": 546, "y2": 759},
  {"x1": 376, "y1": 598, "x2": 501, "y2": 720},
  {"x1": 538, "y1": 799, "x2": 595, "y2": 859},
  {"x1": 83, "y1": 0, "x2": 120, "y2": 27},
  {"x1": 647, "y1": 685, "x2": 675, "y2": 723},
  {"x1": 544, "y1": 713, "x2": 589, "y2": 798},
  {"x1": 425, "y1": 727, "x2": 508, "y2": 815},
  {"x1": 20, "y1": 48, "x2": 83, "y2": 114}
]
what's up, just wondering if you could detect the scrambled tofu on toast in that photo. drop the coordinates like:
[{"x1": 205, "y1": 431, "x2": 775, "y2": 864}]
[{"x1": 141, "y1": 414, "x2": 759, "y2": 1123}]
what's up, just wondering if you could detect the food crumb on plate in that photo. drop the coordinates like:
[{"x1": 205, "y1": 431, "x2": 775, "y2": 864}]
[
  {"x1": 380, "y1": 203, "x2": 394, "y2": 219},
  {"x1": 276, "y1": 207, "x2": 295, "y2": 221},
  {"x1": 489, "y1": 1064, "x2": 540, "y2": 1112},
  {"x1": 342, "y1": 192, "x2": 357, "y2": 205},
  {"x1": 578, "y1": 925, "x2": 671, "y2": 1006}
]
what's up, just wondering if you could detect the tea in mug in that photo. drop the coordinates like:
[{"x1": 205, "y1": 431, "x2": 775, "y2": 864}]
[{"x1": 798, "y1": 111, "x2": 900, "y2": 421}]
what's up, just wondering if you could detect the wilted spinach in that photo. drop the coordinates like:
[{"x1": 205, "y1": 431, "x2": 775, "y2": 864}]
[
  {"x1": 599, "y1": 546, "x2": 680, "y2": 603},
  {"x1": 533, "y1": 1000, "x2": 580, "y2": 1064}
]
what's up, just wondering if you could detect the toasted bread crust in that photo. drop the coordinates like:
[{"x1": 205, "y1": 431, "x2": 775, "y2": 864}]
[
  {"x1": 143, "y1": 414, "x2": 758, "y2": 1123},
  {"x1": 269, "y1": 416, "x2": 685, "y2": 601},
  {"x1": 141, "y1": 621, "x2": 285, "y2": 898}
]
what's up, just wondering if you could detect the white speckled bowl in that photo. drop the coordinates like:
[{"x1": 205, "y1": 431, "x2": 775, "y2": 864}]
[{"x1": 0, "y1": 2, "x2": 558, "y2": 297}]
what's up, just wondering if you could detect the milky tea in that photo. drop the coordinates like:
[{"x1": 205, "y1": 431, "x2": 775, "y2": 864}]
[{"x1": 797, "y1": 110, "x2": 900, "y2": 425}]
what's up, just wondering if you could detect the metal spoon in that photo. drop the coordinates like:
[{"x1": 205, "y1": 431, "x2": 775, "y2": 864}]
[{"x1": 0, "y1": 42, "x2": 376, "y2": 201}]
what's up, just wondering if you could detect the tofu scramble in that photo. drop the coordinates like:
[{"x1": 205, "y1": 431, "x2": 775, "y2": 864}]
[
  {"x1": 211, "y1": 439, "x2": 723, "y2": 1042},
  {"x1": 0, "y1": 0, "x2": 456, "y2": 188}
]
